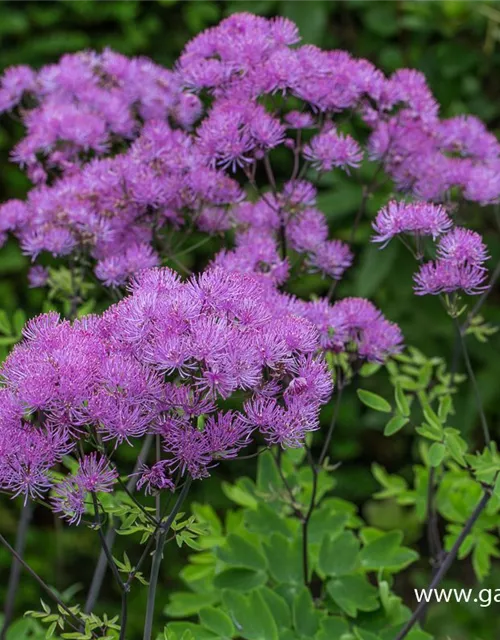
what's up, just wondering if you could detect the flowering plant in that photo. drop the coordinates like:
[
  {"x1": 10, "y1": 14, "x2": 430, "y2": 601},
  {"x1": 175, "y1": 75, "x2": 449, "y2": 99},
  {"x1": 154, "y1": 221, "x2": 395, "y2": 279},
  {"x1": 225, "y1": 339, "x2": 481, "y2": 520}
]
[{"x1": 0, "y1": 11, "x2": 499, "y2": 640}]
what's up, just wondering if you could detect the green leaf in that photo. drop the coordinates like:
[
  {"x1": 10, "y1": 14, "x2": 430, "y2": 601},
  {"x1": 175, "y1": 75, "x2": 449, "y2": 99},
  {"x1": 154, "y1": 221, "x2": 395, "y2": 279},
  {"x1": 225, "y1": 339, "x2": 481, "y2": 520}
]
[
  {"x1": 165, "y1": 592, "x2": 219, "y2": 618},
  {"x1": 326, "y1": 575, "x2": 379, "y2": 617},
  {"x1": 0, "y1": 310, "x2": 11, "y2": 335},
  {"x1": 415, "y1": 423, "x2": 443, "y2": 442},
  {"x1": 444, "y1": 430, "x2": 467, "y2": 466},
  {"x1": 359, "y1": 362, "x2": 381, "y2": 378},
  {"x1": 384, "y1": 415, "x2": 409, "y2": 437},
  {"x1": 319, "y1": 531, "x2": 359, "y2": 577},
  {"x1": 316, "y1": 617, "x2": 350, "y2": 640},
  {"x1": 165, "y1": 623, "x2": 217, "y2": 640},
  {"x1": 222, "y1": 591, "x2": 279, "y2": 640},
  {"x1": 394, "y1": 383, "x2": 410, "y2": 417},
  {"x1": 354, "y1": 628, "x2": 383, "y2": 640},
  {"x1": 309, "y1": 510, "x2": 348, "y2": 545},
  {"x1": 256, "y1": 450, "x2": 282, "y2": 495},
  {"x1": 359, "y1": 531, "x2": 418, "y2": 572},
  {"x1": 264, "y1": 533, "x2": 302, "y2": 585},
  {"x1": 438, "y1": 395, "x2": 452, "y2": 422},
  {"x1": 257, "y1": 588, "x2": 291, "y2": 631},
  {"x1": 292, "y1": 587, "x2": 319, "y2": 637},
  {"x1": 245, "y1": 503, "x2": 292, "y2": 540},
  {"x1": 428, "y1": 442, "x2": 446, "y2": 467},
  {"x1": 216, "y1": 534, "x2": 267, "y2": 571},
  {"x1": 222, "y1": 481, "x2": 258, "y2": 509},
  {"x1": 422, "y1": 405, "x2": 443, "y2": 431},
  {"x1": 199, "y1": 607, "x2": 234, "y2": 638},
  {"x1": 357, "y1": 389, "x2": 391, "y2": 413},
  {"x1": 213, "y1": 568, "x2": 267, "y2": 591}
]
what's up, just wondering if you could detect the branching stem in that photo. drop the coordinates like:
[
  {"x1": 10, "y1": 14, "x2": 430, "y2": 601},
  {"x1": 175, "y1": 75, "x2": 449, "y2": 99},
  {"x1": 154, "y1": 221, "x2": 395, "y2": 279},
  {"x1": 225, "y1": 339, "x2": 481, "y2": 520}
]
[
  {"x1": 143, "y1": 476, "x2": 192, "y2": 640},
  {"x1": 395, "y1": 492, "x2": 490, "y2": 640}
]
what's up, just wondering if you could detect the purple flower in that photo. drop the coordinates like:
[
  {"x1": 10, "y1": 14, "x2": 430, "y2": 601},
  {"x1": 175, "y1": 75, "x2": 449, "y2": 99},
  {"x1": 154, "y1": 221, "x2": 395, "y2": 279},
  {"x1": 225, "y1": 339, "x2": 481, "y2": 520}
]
[
  {"x1": 284, "y1": 111, "x2": 315, "y2": 129},
  {"x1": 75, "y1": 454, "x2": 118, "y2": 493},
  {"x1": 303, "y1": 128, "x2": 363, "y2": 172},
  {"x1": 414, "y1": 260, "x2": 489, "y2": 296},
  {"x1": 307, "y1": 240, "x2": 353, "y2": 280},
  {"x1": 372, "y1": 201, "x2": 453, "y2": 247},
  {"x1": 28, "y1": 266, "x2": 49, "y2": 289},
  {"x1": 464, "y1": 163, "x2": 500, "y2": 205},
  {"x1": 287, "y1": 209, "x2": 328, "y2": 253},
  {"x1": 137, "y1": 461, "x2": 175, "y2": 495},
  {"x1": 298, "y1": 297, "x2": 403, "y2": 363},
  {"x1": 203, "y1": 412, "x2": 252, "y2": 460},
  {"x1": 436, "y1": 228, "x2": 489, "y2": 267},
  {"x1": 52, "y1": 479, "x2": 87, "y2": 525},
  {"x1": 0, "y1": 65, "x2": 36, "y2": 112}
]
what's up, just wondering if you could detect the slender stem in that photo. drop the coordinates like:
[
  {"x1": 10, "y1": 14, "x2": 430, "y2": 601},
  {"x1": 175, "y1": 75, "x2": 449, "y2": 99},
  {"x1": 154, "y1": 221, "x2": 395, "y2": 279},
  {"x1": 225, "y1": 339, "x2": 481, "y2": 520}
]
[
  {"x1": 263, "y1": 155, "x2": 277, "y2": 190},
  {"x1": 156, "y1": 436, "x2": 162, "y2": 522},
  {"x1": 84, "y1": 434, "x2": 153, "y2": 614},
  {"x1": 116, "y1": 477, "x2": 157, "y2": 526},
  {"x1": 425, "y1": 467, "x2": 443, "y2": 572},
  {"x1": 395, "y1": 491, "x2": 490, "y2": 640},
  {"x1": 119, "y1": 591, "x2": 128, "y2": 640},
  {"x1": 125, "y1": 533, "x2": 157, "y2": 589},
  {"x1": 90, "y1": 494, "x2": 124, "y2": 590},
  {"x1": 318, "y1": 380, "x2": 343, "y2": 466},
  {"x1": 174, "y1": 236, "x2": 213, "y2": 259},
  {"x1": 271, "y1": 449, "x2": 300, "y2": 512},
  {"x1": 143, "y1": 476, "x2": 193, "y2": 640},
  {"x1": 90, "y1": 494, "x2": 128, "y2": 640},
  {"x1": 231, "y1": 447, "x2": 269, "y2": 461},
  {"x1": 263, "y1": 154, "x2": 287, "y2": 260},
  {"x1": 454, "y1": 319, "x2": 490, "y2": 446},
  {"x1": 302, "y1": 447, "x2": 318, "y2": 585},
  {"x1": 291, "y1": 130, "x2": 302, "y2": 181},
  {"x1": 279, "y1": 220, "x2": 288, "y2": 261},
  {"x1": 126, "y1": 475, "x2": 184, "y2": 589},
  {"x1": 0, "y1": 533, "x2": 84, "y2": 633},
  {"x1": 1, "y1": 501, "x2": 34, "y2": 640}
]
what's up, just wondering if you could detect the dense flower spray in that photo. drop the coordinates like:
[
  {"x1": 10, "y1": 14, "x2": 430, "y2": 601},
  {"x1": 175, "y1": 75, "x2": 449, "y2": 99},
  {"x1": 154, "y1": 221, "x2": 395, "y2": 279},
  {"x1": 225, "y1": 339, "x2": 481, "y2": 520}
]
[
  {"x1": 0, "y1": 12, "x2": 494, "y2": 291},
  {"x1": 0, "y1": 50, "x2": 200, "y2": 182},
  {"x1": 0, "y1": 267, "x2": 340, "y2": 521},
  {"x1": 371, "y1": 200, "x2": 490, "y2": 297}
]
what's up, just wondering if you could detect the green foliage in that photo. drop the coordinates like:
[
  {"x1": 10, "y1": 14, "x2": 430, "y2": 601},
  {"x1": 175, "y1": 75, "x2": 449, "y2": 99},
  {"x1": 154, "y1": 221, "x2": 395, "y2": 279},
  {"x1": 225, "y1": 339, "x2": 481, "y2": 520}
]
[
  {"x1": 163, "y1": 451, "x2": 428, "y2": 640},
  {"x1": 369, "y1": 348, "x2": 500, "y2": 585},
  {"x1": 25, "y1": 599, "x2": 121, "y2": 639}
]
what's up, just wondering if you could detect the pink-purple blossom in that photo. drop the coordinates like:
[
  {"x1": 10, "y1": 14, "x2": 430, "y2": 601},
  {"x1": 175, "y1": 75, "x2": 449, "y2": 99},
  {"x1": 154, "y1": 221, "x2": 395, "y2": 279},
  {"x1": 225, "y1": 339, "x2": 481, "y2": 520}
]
[
  {"x1": 372, "y1": 201, "x2": 453, "y2": 247},
  {"x1": 0, "y1": 266, "x2": 337, "y2": 507}
]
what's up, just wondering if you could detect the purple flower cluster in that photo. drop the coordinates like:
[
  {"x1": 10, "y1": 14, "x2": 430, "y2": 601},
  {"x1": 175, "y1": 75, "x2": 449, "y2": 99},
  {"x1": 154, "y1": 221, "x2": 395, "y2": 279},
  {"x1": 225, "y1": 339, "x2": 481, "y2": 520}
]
[
  {"x1": 367, "y1": 75, "x2": 500, "y2": 202},
  {"x1": 53, "y1": 454, "x2": 118, "y2": 524},
  {"x1": 297, "y1": 297, "x2": 403, "y2": 363},
  {"x1": 414, "y1": 228, "x2": 489, "y2": 296},
  {"x1": 372, "y1": 201, "x2": 453, "y2": 248},
  {"x1": 214, "y1": 181, "x2": 353, "y2": 283},
  {"x1": 1, "y1": 122, "x2": 242, "y2": 286},
  {"x1": 1, "y1": 12, "x2": 496, "y2": 291},
  {"x1": 0, "y1": 50, "x2": 200, "y2": 182},
  {"x1": 0, "y1": 266, "x2": 338, "y2": 518},
  {"x1": 371, "y1": 200, "x2": 489, "y2": 296}
]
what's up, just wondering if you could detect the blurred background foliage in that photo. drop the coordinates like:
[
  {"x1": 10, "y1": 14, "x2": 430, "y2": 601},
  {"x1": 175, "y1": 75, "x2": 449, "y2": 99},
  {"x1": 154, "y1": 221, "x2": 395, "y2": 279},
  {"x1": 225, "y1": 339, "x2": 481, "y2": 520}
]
[{"x1": 1, "y1": 2, "x2": 500, "y2": 639}]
